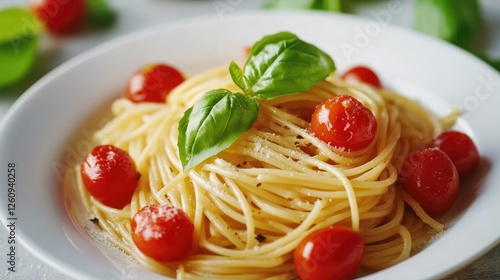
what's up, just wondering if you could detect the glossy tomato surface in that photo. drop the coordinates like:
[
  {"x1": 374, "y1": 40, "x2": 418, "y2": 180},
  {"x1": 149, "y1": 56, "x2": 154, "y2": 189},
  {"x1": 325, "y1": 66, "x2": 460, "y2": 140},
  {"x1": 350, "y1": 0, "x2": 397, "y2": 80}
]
[
  {"x1": 80, "y1": 145, "x2": 139, "y2": 209},
  {"x1": 311, "y1": 95, "x2": 377, "y2": 151},
  {"x1": 294, "y1": 226, "x2": 364, "y2": 280},
  {"x1": 400, "y1": 148, "x2": 459, "y2": 215},
  {"x1": 125, "y1": 63, "x2": 184, "y2": 103},
  {"x1": 431, "y1": 130, "x2": 480, "y2": 178},
  {"x1": 341, "y1": 66, "x2": 382, "y2": 88},
  {"x1": 31, "y1": 0, "x2": 86, "y2": 33},
  {"x1": 131, "y1": 205, "x2": 194, "y2": 262}
]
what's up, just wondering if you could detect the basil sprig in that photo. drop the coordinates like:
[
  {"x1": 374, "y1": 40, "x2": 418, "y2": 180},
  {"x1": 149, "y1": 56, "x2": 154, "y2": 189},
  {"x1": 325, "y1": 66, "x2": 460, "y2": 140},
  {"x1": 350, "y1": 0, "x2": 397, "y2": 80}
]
[{"x1": 178, "y1": 32, "x2": 335, "y2": 171}]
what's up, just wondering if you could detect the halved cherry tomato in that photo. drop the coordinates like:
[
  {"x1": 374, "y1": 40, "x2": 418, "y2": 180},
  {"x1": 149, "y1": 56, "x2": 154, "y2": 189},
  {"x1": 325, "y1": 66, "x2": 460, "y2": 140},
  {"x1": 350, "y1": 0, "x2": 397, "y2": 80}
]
[
  {"x1": 431, "y1": 130, "x2": 479, "y2": 179},
  {"x1": 131, "y1": 205, "x2": 194, "y2": 262},
  {"x1": 31, "y1": 0, "x2": 86, "y2": 33},
  {"x1": 341, "y1": 66, "x2": 382, "y2": 88},
  {"x1": 400, "y1": 148, "x2": 459, "y2": 215},
  {"x1": 294, "y1": 225, "x2": 364, "y2": 280},
  {"x1": 80, "y1": 145, "x2": 139, "y2": 209},
  {"x1": 311, "y1": 95, "x2": 377, "y2": 151},
  {"x1": 125, "y1": 63, "x2": 185, "y2": 103}
]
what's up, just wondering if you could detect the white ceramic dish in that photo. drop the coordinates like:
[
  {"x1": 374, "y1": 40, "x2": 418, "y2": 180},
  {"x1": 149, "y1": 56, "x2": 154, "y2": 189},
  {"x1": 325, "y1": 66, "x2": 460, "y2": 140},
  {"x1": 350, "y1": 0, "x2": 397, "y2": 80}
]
[{"x1": 1, "y1": 10, "x2": 499, "y2": 280}]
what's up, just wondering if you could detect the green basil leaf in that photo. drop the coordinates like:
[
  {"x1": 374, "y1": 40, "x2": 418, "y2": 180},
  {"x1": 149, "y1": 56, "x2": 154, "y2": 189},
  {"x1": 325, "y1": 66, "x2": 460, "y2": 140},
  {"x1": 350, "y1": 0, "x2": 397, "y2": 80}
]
[
  {"x1": 178, "y1": 89, "x2": 260, "y2": 171},
  {"x1": 414, "y1": 0, "x2": 482, "y2": 49},
  {"x1": 229, "y1": 60, "x2": 246, "y2": 91},
  {"x1": 85, "y1": 0, "x2": 117, "y2": 28},
  {"x1": 0, "y1": 8, "x2": 40, "y2": 89},
  {"x1": 238, "y1": 32, "x2": 335, "y2": 100}
]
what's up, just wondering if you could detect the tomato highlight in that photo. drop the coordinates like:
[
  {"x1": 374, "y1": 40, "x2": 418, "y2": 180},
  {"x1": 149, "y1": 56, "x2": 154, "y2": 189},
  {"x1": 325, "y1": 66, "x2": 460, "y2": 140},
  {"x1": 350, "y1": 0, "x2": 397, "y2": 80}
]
[
  {"x1": 431, "y1": 130, "x2": 479, "y2": 179},
  {"x1": 31, "y1": 0, "x2": 86, "y2": 33},
  {"x1": 125, "y1": 63, "x2": 185, "y2": 103},
  {"x1": 80, "y1": 145, "x2": 139, "y2": 209},
  {"x1": 311, "y1": 95, "x2": 377, "y2": 151},
  {"x1": 294, "y1": 225, "x2": 364, "y2": 280},
  {"x1": 341, "y1": 66, "x2": 382, "y2": 88},
  {"x1": 131, "y1": 205, "x2": 194, "y2": 262},
  {"x1": 400, "y1": 148, "x2": 459, "y2": 215}
]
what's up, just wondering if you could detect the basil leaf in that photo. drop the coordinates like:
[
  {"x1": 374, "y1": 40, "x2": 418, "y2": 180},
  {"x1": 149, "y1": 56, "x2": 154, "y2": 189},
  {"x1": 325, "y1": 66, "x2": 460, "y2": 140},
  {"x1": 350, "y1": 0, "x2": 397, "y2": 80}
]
[
  {"x1": 0, "y1": 8, "x2": 41, "y2": 89},
  {"x1": 414, "y1": 0, "x2": 482, "y2": 49},
  {"x1": 178, "y1": 89, "x2": 260, "y2": 171},
  {"x1": 234, "y1": 32, "x2": 335, "y2": 100},
  {"x1": 229, "y1": 60, "x2": 246, "y2": 91}
]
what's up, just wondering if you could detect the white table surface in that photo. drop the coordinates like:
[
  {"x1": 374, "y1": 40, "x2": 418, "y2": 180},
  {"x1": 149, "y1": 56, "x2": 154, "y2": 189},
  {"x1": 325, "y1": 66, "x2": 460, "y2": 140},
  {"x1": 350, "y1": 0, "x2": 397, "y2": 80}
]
[{"x1": 0, "y1": 0, "x2": 499, "y2": 279}]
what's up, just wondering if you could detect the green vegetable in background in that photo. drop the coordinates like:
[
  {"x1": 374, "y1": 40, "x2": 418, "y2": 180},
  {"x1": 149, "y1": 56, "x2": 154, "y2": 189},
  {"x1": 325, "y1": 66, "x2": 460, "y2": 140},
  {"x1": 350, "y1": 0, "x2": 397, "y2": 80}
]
[
  {"x1": 0, "y1": 8, "x2": 41, "y2": 89},
  {"x1": 178, "y1": 32, "x2": 336, "y2": 171},
  {"x1": 414, "y1": 0, "x2": 482, "y2": 50},
  {"x1": 85, "y1": 0, "x2": 117, "y2": 28},
  {"x1": 263, "y1": 0, "x2": 344, "y2": 13}
]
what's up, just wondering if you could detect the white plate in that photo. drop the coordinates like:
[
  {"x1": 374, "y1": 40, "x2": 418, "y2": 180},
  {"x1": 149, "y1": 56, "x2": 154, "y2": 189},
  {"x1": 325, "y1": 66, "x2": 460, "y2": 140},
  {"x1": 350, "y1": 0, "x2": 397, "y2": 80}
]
[{"x1": 1, "y1": 10, "x2": 499, "y2": 280}]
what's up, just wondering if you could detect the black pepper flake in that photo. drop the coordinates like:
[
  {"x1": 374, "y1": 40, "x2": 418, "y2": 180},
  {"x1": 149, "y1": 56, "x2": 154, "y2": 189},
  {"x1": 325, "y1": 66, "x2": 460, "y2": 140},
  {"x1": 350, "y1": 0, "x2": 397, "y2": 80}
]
[
  {"x1": 296, "y1": 135, "x2": 304, "y2": 139},
  {"x1": 243, "y1": 161, "x2": 248, "y2": 165},
  {"x1": 90, "y1": 217, "x2": 99, "y2": 224},
  {"x1": 256, "y1": 182, "x2": 262, "y2": 187},
  {"x1": 169, "y1": 167, "x2": 173, "y2": 172},
  {"x1": 255, "y1": 234, "x2": 266, "y2": 242}
]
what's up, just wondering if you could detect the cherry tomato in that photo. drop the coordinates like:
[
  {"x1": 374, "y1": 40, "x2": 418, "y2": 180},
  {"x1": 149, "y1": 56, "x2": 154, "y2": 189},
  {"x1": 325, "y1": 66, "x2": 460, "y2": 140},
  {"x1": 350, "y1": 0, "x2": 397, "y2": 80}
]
[
  {"x1": 341, "y1": 66, "x2": 382, "y2": 88},
  {"x1": 131, "y1": 205, "x2": 194, "y2": 262},
  {"x1": 31, "y1": 0, "x2": 86, "y2": 34},
  {"x1": 311, "y1": 95, "x2": 377, "y2": 151},
  {"x1": 80, "y1": 145, "x2": 139, "y2": 209},
  {"x1": 294, "y1": 225, "x2": 364, "y2": 280},
  {"x1": 125, "y1": 63, "x2": 185, "y2": 103},
  {"x1": 431, "y1": 130, "x2": 479, "y2": 179},
  {"x1": 400, "y1": 148, "x2": 459, "y2": 215}
]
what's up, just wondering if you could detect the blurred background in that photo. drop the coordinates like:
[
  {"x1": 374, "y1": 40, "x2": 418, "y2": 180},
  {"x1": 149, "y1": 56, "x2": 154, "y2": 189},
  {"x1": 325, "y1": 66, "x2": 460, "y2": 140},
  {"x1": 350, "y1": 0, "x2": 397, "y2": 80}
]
[{"x1": 0, "y1": 0, "x2": 499, "y2": 279}]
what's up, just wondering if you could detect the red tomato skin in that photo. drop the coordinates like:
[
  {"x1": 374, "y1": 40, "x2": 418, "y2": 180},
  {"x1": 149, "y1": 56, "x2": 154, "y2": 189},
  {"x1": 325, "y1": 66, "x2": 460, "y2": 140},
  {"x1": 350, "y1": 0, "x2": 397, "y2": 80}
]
[
  {"x1": 31, "y1": 0, "x2": 86, "y2": 33},
  {"x1": 431, "y1": 131, "x2": 479, "y2": 178},
  {"x1": 341, "y1": 66, "x2": 382, "y2": 88},
  {"x1": 294, "y1": 226, "x2": 364, "y2": 280},
  {"x1": 125, "y1": 64, "x2": 185, "y2": 103},
  {"x1": 311, "y1": 95, "x2": 377, "y2": 151},
  {"x1": 400, "y1": 148, "x2": 459, "y2": 215},
  {"x1": 131, "y1": 205, "x2": 194, "y2": 262},
  {"x1": 80, "y1": 145, "x2": 139, "y2": 209}
]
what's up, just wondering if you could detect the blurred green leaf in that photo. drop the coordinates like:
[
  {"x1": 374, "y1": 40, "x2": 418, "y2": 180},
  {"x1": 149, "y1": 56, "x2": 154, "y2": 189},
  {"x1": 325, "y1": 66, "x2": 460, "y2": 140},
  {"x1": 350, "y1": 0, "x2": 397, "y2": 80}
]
[
  {"x1": 85, "y1": 0, "x2": 117, "y2": 28},
  {"x1": 0, "y1": 7, "x2": 41, "y2": 44},
  {"x1": 0, "y1": 37, "x2": 39, "y2": 89},
  {"x1": 0, "y1": 8, "x2": 40, "y2": 89},
  {"x1": 263, "y1": 0, "x2": 344, "y2": 12},
  {"x1": 414, "y1": 0, "x2": 482, "y2": 50}
]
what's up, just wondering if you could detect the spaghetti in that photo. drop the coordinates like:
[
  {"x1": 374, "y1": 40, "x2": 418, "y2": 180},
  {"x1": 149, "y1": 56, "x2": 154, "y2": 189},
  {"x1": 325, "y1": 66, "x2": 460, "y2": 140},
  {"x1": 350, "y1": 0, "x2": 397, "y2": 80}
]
[{"x1": 71, "y1": 65, "x2": 457, "y2": 279}]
